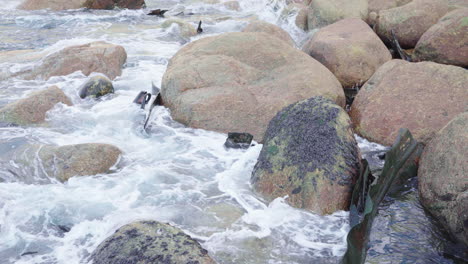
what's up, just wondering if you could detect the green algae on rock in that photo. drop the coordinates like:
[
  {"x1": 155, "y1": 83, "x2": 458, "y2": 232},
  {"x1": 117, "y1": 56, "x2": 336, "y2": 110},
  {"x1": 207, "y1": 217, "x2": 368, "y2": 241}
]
[
  {"x1": 251, "y1": 96, "x2": 360, "y2": 215},
  {"x1": 79, "y1": 75, "x2": 114, "y2": 99},
  {"x1": 0, "y1": 86, "x2": 72, "y2": 126},
  {"x1": 90, "y1": 220, "x2": 216, "y2": 264},
  {"x1": 418, "y1": 112, "x2": 468, "y2": 246}
]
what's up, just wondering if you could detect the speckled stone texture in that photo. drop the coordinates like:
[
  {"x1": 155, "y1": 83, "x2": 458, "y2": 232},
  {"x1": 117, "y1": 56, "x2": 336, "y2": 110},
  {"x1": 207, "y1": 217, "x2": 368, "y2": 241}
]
[
  {"x1": 91, "y1": 221, "x2": 216, "y2": 264},
  {"x1": 350, "y1": 59, "x2": 468, "y2": 146},
  {"x1": 307, "y1": 0, "x2": 368, "y2": 29},
  {"x1": 418, "y1": 112, "x2": 468, "y2": 246},
  {"x1": 251, "y1": 96, "x2": 360, "y2": 215},
  {"x1": 242, "y1": 21, "x2": 295, "y2": 46},
  {"x1": 413, "y1": 8, "x2": 468, "y2": 67},
  {"x1": 79, "y1": 75, "x2": 114, "y2": 99},
  {"x1": 0, "y1": 86, "x2": 72, "y2": 125},
  {"x1": 161, "y1": 32, "x2": 344, "y2": 142}
]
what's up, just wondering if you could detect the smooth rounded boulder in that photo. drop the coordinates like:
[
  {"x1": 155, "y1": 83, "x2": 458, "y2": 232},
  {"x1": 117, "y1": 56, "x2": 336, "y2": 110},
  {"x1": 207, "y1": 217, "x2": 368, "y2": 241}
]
[
  {"x1": 418, "y1": 113, "x2": 468, "y2": 246},
  {"x1": 251, "y1": 96, "x2": 361, "y2": 215},
  {"x1": 83, "y1": 0, "x2": 145, "y2": 9},
  {"x1": 302, "y1": 18, "x2": 391, "y2": 88},
  {"x1": 0, "y1": 86, "x2": 72, "y2": 125},
  {"x1": 413, "y1": 8, "x2": 468, "y2": 67},
  {"x1": 91, "y1": 220, "x2": 216, "y2": 264},
  {"x1": 308, "y1": 0, "x2": 368, "y2": 29},
  {"x1": 18, "y1": 0, "x2": 86, "y2": 10},
  {"x1": 161, "y1": 19, "x2": 197, "y2": 38},
  {"x1": 375, "y1": 0, "x2": 449, "y2": 48},
  {"x1": 242, "y1": 21, "x2": 295, "y2": 46},
  {"x1": 26, "y1": 41, "x2": 127, "y2": 80},
  {"x1": 79, "y1": 75, "x2": 114, "y2": 99},
  {"x1": 161, "y1": 32, "x2": 344, "y2": 142},
  {"x1": 350, "y1": 60, "x2": 468, "y2": 146}
]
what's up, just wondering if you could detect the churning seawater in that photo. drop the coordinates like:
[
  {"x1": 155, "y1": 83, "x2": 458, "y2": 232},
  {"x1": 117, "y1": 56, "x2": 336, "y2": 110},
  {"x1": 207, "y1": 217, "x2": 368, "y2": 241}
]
[{"x1": 0, "y1": 0, "x2": 457, "y2": 263}]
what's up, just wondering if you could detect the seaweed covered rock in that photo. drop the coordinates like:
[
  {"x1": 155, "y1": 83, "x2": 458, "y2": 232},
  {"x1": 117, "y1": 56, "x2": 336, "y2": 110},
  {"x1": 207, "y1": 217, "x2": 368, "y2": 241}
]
[
  {"x1": 18, "y1": 0, "x2": 86, "y2": 10},
  {"x1": 413, "y1": 8, "x2": 468, "y2": 67},
  {"x1": 251, "y1": 96, "x2": 360, "y2": 215},
  {"x1": 419, "y1": 113, "x2": 468, "y2": 246},
  {"x1": 242, "y1": 21, "x2": 295, "y2": 46},
  {"x1": 302, "y1": 18, "x2": 391, "y2": 88},
  {"x1": 79, "y1": 75, "x2": 114, "y2": 99},
  {"x1": 350, "y1": 60, "x2": 468, "y2": 146},
  {"x1": 161, "y1": 32, "x2": 344, "y2": 142},
  {"x1": 375, "y1": 0, "x2": 449, "y2": 48},
  {"x1": 83, "y1": 0, "x2": 145, "y2": 9},
  {"x1": 307, "y1": 0, "x2": 368, "y2": 29},
  {"x1": 0, "y1": 86, "x2": 72, "y2": 126},
  {"x1": 91, "y1": 220, "x2": 215, "y2": 264},
  {"x1": 25, "y1": 41, "x2": 126, "y2": 80}
]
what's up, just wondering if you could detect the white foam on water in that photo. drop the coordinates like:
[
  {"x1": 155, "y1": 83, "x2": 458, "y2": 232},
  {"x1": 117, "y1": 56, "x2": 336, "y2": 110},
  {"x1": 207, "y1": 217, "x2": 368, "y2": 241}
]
[{"x1": 0, "y1": 1, "x2": 355, "y2": 263}]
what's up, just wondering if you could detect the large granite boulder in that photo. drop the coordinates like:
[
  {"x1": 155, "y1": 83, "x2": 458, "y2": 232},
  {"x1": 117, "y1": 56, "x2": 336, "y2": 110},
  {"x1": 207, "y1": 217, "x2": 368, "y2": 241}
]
[
  {"x1": 419, "y1": 113, "x2": 468, "y2": 246},
  {"x1": 25, "y1": 41, "x2": 126, "y2": 80},
  {"x1": 91, "y1": 220, "x2": 216, "y2": 264},
  {"x1": 307, "y1": 0, "x2": 368, "y2": 29},
  {"x1": 0, "y1": 86, "x2": 72, "y2": 125},
  {"x1": 302, "y1": 18, "x2": 391, "y2": 88},
  {"x1": 375, "y1": 0, "x2": 449, "y2": 48},
  {"x1": 83, "y1": 0, "x2": 145, "y2": 9},
  {"x1": 18, "y1": 0, "x2": 86, "y2": 10},
  {"x1": 1, "y1": 143, "x2": 121, "y2": 183},
  {"x1": 79, "y1": 75, "x2": 114, "y2": 99},
  {"x1": 242, "y1": 21, "x2": 295, "y2": 46},
  {"x1": 161, "y1": 32, "x2": 344, "y2": 142},
  {"x1": 368, "y1": 0, "x2": 411, "y2": 13},
  {"x1": 251, "y1": 96, "x2": 361, "y2": 215},
  {"x1": 350, "y1": 60, "x2": 468, "y2": 146},
  {"x1": 413, "y1": 8, "x2": 468, "y2": 67}
]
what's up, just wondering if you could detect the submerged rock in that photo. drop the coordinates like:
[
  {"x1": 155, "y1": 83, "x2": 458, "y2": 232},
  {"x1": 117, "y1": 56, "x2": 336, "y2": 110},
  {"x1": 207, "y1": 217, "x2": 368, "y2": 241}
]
[
  {"x1": 83, "y1": 0, "x2": 146, "y2": 9},
  {"x1": 302, "y1": 18, "x2": 391, "y2": 88},
  {"x1": 375, "y1": 0, "x2": 449, "y2": 48},
  {"x1": 18, "y1": 0, "x2": 86, "y2": 10},
  {"x1": 419, "y1": 112, "x2": 468, "y2": 246},
  {"x1": 0, "y1": 86, "x2": 72, "y2": 126},
  {"x1": 308, "y1": 0, "x2": 368, "y2": 29},
  {"x1": 90, "y1": 220, "x2": 216, "y2": 264},
  {"x1": 25, "y1": 41, "x2": 127, "y2": 80},
  {"x1": 251, "y1": 96, "x2": 360, "y2": 215},
  {"x1": 350, "y1": 60, "x2": 468, "y2": 146},
  {"x1": 224, "y1": 132, "x2": 253, "y2": 149},
  {"x1": 161, "y1": 19, "x2": 198, "y2": 38},
  {"x1": 242, "y1": 21, "x2": 295, "y2": 46},
  {"x1": 161, "y1": 32, "x2": 344, "y2": 142},
  {"x1": 79, "y1": 75, "x2": 114, "y2": 99},
  {"x1": 413, "y1": 8, "x2": 468, "y2": 67}
]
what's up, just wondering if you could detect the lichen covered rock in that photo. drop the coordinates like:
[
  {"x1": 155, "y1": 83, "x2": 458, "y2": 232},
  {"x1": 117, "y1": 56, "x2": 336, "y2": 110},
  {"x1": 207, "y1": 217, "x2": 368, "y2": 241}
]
[
  {"x1": 79, "y1": 75, "x2": 114, "y2": 99},
  {"x1": 91, "y1": 220, "x2": 216, "y2": 264},
  {"x1": 0, "y1": 86, "x2": 72, "y2": 125},
  {"x1": 251, "y1": 96, "x2": 360, "y2": 215},
  {"x1": 419, "y1": 112, "x2": 468, "y2": 246}
]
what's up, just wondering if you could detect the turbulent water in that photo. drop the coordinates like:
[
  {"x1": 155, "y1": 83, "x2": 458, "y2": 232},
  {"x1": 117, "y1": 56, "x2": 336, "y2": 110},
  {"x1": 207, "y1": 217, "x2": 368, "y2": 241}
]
[{"x1": 0, "y1": 0, "x2": 457, "y2": 264}]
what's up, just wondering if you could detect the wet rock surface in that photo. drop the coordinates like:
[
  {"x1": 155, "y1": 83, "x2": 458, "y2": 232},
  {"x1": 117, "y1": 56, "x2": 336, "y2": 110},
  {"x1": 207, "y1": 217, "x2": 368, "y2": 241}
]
[
  {"x1": 90, "y1": 220, "x2": 216, "y2": 264},
  {"x1": 224, "y1": 132, "x2": 253, "y2": 149},
  {"x1": 307, "y1": 0, "x2": 368, "y2": 29},
  {"x1": 161, "y1": 32, "x2": 344, "y2": 142},
  {"x1": 375, "y1": 0, "x2": 449, "y2": 48},
  {"x1": 24, "y1": 41, "x2": 127, "y2": 80},
  {"x1": 83, "y1": 0, "x2": 146, "y2": 9},
  {"x1": 79, "y1": 75, "x2": 114, "y2": 99},
  {"x1": 413, "y1": 8, "x2": 468, "y2": 67},
  {"x1": 419, "y1": 112, "x2": 468, "y2": 246},
  {"x1": 242, "y1": 21, "x2": 295, "y2": 46},
  {"x1": 302, "y1": 18, "x2": 391, "y2": 88},
  {"x1": 350, "y1": 59, "x2": 468, "y2": 146},
  {"x1": 251, "y1": 96, "x2": 360, "y2": 215},
  {"x1": 0, "y1": 86, "x2": 72, "y2": 126}
]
